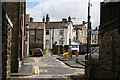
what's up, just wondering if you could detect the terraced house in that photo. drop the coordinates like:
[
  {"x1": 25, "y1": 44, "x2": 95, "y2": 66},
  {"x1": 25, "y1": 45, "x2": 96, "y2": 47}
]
[{"x1": 45, "y1": 14, "x2": 74, "y2": 53}]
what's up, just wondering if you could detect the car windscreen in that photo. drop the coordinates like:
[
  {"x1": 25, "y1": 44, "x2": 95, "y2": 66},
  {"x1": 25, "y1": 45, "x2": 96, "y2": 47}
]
[
  {"x1": 72, "y1": 45, "x2": 78, "y2": 48},
  {"x1": 34, "y1": 49, "x2": 42, "y2": 51}
]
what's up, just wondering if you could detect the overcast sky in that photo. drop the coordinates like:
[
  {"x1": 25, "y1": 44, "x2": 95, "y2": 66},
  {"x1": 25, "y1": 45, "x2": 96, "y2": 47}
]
[{"x1": 26, "y1": 0, "x2": 104, "y2": 29}]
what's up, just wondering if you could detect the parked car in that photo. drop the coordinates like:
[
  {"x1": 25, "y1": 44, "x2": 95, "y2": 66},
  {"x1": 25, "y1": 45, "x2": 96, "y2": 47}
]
[
  {"x1": 32, "y1": 48, "x2": 43, "y2": 57},
  {"x1": 81, "y1": 47, "x2": 87, "y2": 55},
  {"x1": 85, "y1": 51, "x2": 99, "y2": 60}
]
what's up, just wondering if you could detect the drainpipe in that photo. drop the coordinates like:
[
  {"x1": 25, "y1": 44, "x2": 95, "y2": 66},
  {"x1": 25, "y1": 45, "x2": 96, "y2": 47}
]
[{"x1": 35, "y1": 28, "x2": 36, "y2": 45}]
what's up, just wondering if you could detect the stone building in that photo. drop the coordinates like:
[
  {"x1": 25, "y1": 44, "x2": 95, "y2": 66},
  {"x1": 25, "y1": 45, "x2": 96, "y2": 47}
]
[
  {"x1": 1, "y1": 2, "x2": 26, "y2": 80},
  {"x1": 73, "y1": 21, "x2": 87, "y2": 45},
  {"x1": 91, "y1": 27, "x2": 99, "y2": 47},
  {"x1": 2, "y1": 3, "x2": 13, "y2": 80},
  {"x1": 0, "y1": 2, "x2": 2, "y2": 79},
  {"x1": 99, "y1": 2, "x2": 120, "y2": 80},
  {"x1": 85, "y1": 1, "x2": 120, "y2": 80},
  {"x1": 29, "y1": 21, "x2": 45, "y2": 50}
]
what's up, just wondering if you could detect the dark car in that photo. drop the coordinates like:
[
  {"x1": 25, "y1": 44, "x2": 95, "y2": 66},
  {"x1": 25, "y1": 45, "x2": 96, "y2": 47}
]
[
  {"x1": 81, "y1": 47, "x2": 87, "y2": 55},
  {"x1": 85, "y1": 51, "x2": 99, "y2": 60},
  {"x1": 32, "y1": 48, "x2": 43, "y2": 57}
]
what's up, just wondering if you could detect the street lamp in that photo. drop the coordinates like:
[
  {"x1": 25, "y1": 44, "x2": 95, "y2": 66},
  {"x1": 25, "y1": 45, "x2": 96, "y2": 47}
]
[{"x1": 87, "y1": 0, "x2": 92, "y2": 79}]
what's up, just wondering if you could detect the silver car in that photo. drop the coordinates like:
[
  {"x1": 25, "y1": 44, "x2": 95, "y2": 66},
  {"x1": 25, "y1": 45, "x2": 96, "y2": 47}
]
[{"x1": 85, "y1": 51, "x2": 99, "y2": 60}]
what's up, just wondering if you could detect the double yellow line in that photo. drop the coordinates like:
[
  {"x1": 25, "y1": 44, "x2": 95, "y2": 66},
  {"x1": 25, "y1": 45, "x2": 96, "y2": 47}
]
[
  {"x1": 34, "y1": 58, "x2": 39, "y2": 63},
  {"x1": 33, "y1": 58, "x2": 39, "y2": 75},
  {"x1": 33, "y1": 66, "x2": 39, "y2": 75}
]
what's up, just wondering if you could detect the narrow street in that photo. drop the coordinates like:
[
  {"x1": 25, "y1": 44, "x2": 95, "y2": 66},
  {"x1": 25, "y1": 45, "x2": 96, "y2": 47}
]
[{"x1": 10, "y1": 53, "x2": 84, "y2": 80}]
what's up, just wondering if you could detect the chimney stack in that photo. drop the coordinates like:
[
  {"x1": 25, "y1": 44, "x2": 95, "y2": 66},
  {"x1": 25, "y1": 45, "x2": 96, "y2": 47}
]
[
  {"x1": 82, "y1": 21, "x2": 87, "y2": 25},
  {"x1": 68, "y1": 16, "x2": 71, "y2": 22},
  {"x1": 46, "y1": 14, "x2": 50, "y2": 24},
  {"x1": 95, "y1": 27, "x2": 98, "y2": 30},
  {"x1": 42, "y1": 16, "x2": 45, "y2": 23},
  {"x1": 30, "y1": 17, "x2": 33, "y2": 22},
  {"x1": 62, "y1": 18, "x2": 67, "y2": 23}
]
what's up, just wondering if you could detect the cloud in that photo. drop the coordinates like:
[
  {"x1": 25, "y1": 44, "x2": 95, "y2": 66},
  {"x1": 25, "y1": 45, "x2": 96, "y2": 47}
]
[{"x1": 27, "y1": 0, "x2": 104, "y2": 29}]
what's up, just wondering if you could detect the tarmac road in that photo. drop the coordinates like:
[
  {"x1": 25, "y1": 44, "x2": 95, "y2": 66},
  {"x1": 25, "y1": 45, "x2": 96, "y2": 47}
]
[{"x1": 10, "y1": 53, "x2": 84, "y2": 80}]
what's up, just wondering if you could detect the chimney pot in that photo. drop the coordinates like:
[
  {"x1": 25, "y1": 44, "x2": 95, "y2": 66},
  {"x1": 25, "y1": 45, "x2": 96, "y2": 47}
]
[
  {"x1": 42, "y1": 16, "x2": 45, "y2": 23},
  {"x1": 30, "y1": 17, "x2": 33, "y2": 22},
  {"x1": 68, "y1": 16, "x2": 71, "y2": 22},
  {"x1": 62, "y1": 18, "x2": 67, "y2": 22}
]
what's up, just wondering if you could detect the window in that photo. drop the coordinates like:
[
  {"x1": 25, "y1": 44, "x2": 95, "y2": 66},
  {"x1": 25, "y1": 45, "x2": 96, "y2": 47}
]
[
  {"x1": 94, "y1": 35, "x2": 97, "y2": 40},
  {"x1": 46, "y1": 30, "x2": 49, "y2": 35},
  {"x1": 72, "y1": 45, "x2": 78, "y2": 48},
  {"x1": 59, "y1": 40, "x2": 63, "y2": 45},
  {"x1": 60, "y1": 30, "x2": 64, "y2": 35},
  {"x1": 30, "y1": 30, "x2": 35, "y2": 35},
  {"x1": 79, "y1": 30, "x2": 82, "y2": 35},
  {"x1": 46, "y1": 40, "x2": 49, "y2": 46}
]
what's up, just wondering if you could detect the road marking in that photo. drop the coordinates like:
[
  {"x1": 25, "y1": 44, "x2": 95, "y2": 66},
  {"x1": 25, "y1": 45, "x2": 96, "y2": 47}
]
[
  {"x1": 34, "y1": 58, "x2": 39, "y2": 63},
  {"x1": 33, "y1": 66, "x2": 39, "y2": 75},
  {"x1": 34, "y1": 58, "x2": 36, "y2": 62},
  {"x1": 59, "y1": 61, "x2": 69, "y2": 68},
  {"x1": 40, "y1": 69, "x2": 48, "y2": 72},
  {"x1": 36, "y1": 58, "x2": 38, "y2": 62}
]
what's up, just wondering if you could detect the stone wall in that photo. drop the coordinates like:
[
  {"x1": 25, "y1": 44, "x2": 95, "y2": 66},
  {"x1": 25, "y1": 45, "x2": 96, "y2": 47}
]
[
  {"x1": 85, "y1": 59, "x2": 100, "y2": 80},
  {"x1": 99, "y1": 2, "x2": 120, "y2": 80},
  {"x1": 29, "y1": 29, "x2": 44, "y2": 49},
  {"x1": 2, "y1": 4, "x2": 13, "y2": 79},
  {"x1": 99, "y1": 28, "x2": 120, "y2": 80},
  {"x1": 0, "y1": 1, "x2": 2, "y2": 80},
  {"x1": 5, "y1": 2, "x2": 19, "y2": 73},
  {"x1": 6, "y1": 24, "x2": 12, "y2": 79}
]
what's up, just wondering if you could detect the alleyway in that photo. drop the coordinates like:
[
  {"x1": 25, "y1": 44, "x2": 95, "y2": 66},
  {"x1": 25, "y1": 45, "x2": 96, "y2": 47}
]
[{"x1": 10, "y1": 53, "x2": 84, "y2": 80}]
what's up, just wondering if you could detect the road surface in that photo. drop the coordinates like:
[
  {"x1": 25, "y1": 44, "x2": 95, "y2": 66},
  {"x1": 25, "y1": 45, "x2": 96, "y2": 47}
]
[{"x1": 10, "y1": 54, "x2": 84, "y2": 80}]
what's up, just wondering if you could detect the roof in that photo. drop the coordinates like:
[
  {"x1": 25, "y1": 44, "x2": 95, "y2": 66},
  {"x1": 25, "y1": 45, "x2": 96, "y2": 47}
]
[
  {"x1": 29, "y1": 22, "x2": 45, "y2": 29},
  {"x1": 91, "y1": 29, "x2": 98, "y2": 35},
  {"x1": 45, "y1": 21, "x2": 70, "y2": 29},
  {"x1": 73, "y1": 24, "x2": 84, "y2": 29}
]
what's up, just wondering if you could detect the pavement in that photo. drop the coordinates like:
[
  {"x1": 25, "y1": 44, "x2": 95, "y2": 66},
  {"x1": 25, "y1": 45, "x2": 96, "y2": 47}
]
[
  {"x1": 52, "y1": 54, "x2": 85, "y2": 68},
  {"x1": 52, "y1": 54, "x2": 89, "y2": 80},
  {"x1": 10, "y1": 57, "x2": 34, "y2": 77}
]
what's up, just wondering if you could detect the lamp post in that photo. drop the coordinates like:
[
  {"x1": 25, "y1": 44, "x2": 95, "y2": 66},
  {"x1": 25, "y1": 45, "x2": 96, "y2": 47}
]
[
  {"x1": 87, "y1": 0, "x2": 92, "y2": 79},
  {"x1": 26, "y1": 24, "x2": 29, "y2": 56}
]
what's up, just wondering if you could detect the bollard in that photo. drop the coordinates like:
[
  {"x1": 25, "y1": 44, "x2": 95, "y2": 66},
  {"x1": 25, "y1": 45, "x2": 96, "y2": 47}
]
[
  {"x1": 75, "y1": 51, "x2": 79, "y2": 63},
  {"x1": 63, "y1": 52, "x2": 69, "y2": 59}
]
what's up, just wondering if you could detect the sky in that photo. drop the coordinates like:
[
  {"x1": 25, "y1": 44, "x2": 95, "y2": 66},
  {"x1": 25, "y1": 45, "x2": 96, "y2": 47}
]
[{"x1": 26, "y1": 0, "x2": 104, "y2": 29}]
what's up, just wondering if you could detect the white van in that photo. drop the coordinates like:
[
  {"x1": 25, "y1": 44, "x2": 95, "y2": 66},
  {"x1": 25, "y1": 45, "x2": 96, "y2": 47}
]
[{"x1": 71, "y1": 42, "x2": 79, "y2": 54}]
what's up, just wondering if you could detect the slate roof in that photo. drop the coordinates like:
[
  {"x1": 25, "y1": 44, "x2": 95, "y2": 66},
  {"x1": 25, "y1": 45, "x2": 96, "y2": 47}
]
[
  {"x1": 73, "y1": 24, "x2": 83, "y2": 30},
  {"x1": 91, "y1": 29, "x2": 98, "y2": 35},
  {"x1": 45, "y1": 21, "x2": 70, "y2": 29},
  {"x1": 29, "y1": 22, "x2": 45, "y2": 29}
]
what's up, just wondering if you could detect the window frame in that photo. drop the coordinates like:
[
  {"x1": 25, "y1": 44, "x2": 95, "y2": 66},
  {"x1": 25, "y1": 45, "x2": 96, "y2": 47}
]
[{"x1": 46, "y1": 29, "x2": 49, "y2": 35}]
